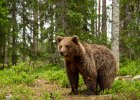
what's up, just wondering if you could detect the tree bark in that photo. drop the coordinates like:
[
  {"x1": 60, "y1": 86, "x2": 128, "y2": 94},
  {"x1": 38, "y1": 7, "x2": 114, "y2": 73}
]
[
  {"x1": 101, "y1": 0, "x2": 107, "y2": 42},
  {"x1": 98, "y1": 0, "x2": 101, "y2": 37},
  {"x1": 22, "y1": 1, "x2": 26, "y2": 62},
  {"x1": 111, "y1": 0, "x2": 120, "y2": 63},
  {"x1": 95, "y1": 1, "x2": 98, "y2": 37},
  {"x1": 4, "y1": 42, "x2": 8, "y2": 66},
  {"x1": 32, "y1": 0, "x2": 39, "y2": 57},
  {"x1": 11, "y1": 1, "x2": 17, "y2": 66}
]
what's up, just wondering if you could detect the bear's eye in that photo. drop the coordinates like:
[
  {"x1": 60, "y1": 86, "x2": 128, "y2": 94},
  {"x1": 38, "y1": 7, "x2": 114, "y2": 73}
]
[{"x1": 65, "y1": 45, "x2": 70, "y2": 48}]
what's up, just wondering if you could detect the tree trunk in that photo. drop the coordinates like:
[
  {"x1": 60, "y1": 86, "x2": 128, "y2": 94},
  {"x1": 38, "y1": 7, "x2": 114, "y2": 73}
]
[
  {"x1": 56, "y1": 0, "x2": 71, "y2": 35},
  {"x1": 11, "y1": 1, "x2": 17, "y2": 66},
  {"x1": 101, "y1": 0, "x2": 107, "y2": 43},
  {"x1": 47, "y1": 5, "x2": 55, "y2": 54},
  {"x1": 38, "y1": 0, "x2": 45, "y2": 51},
  {"x1": 111, "y1": 0, "x2": 120, "y2": 63},
  {"x1": 98, "y1": 0, "x2": 101, "y2": 37},
  {"x1": 61, "y1": 0, "x2": 70, "y2": 35},
  {"x1": 22, "y1": 1, "x2": 26, "y2": 62},
  {"x1": 4, "y1": 41, "x2": 8, "y2": 66},
  {"x1": 32, "y1": 0, "x2": 39, "y2": 58},
  {"x1": 12, "y1": 30, "x2": 17, "y2": 66},
  {"x1": 95, "y1": 1, "x2": 98, "y2": 37}
]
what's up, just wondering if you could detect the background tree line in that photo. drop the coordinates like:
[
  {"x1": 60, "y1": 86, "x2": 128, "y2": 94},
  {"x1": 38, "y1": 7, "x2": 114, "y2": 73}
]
[{"x1": 0, "y1": 0, "x2": 139, "y2": 67}]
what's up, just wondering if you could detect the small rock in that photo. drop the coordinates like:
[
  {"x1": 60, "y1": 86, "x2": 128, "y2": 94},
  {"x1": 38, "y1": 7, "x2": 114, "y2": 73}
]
[
  {"x1": 107, "y1": 94, "x2": 113, "y2": 99},
  {"x1": 115, "y1": 75, "x2": 133, "y2": 81},
  {"x1": 124, "y1": 75, "x2": 132, "y2": 80},
  {"x1": 115, "y1": 76, "x2": 125, "y2": 80},
  {"x1": 115, "y1": 76, "x2": 120, "y2": 80},
  {"x1": 132, "y1": 75, "x2": 140, "y2": 80},
  {"x1": 6, "y1": 94, "x2": 13, "y2": 100},
  {"x1": 124, "y1": 75, "x2": 132, "y2": 78}
]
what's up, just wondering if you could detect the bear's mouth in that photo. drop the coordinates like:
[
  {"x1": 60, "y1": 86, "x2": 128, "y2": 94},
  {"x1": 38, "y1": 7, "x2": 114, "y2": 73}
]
[{"x1": 60, "y1": 53, "x2": 69, "y2": 57}]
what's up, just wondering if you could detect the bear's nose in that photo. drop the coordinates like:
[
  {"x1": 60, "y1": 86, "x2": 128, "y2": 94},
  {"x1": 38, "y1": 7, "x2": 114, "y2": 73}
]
[{"x1": 60, "y1": 52, "x2": 64, "y2": 56}]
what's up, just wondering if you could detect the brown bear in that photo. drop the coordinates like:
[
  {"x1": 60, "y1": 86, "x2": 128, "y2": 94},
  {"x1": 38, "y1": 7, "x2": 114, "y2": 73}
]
[{"x1": 56, "y1": 35, "x2": 118, "y2": 95}]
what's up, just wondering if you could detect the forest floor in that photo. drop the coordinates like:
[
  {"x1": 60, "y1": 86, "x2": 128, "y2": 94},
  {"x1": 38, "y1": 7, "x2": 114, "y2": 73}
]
[
  {"x1": 31, "y1": 79, "x2": 112, "y2": 100},
  {"x1": 1, "y1": 61, "x2": 140, "y2": 100}
]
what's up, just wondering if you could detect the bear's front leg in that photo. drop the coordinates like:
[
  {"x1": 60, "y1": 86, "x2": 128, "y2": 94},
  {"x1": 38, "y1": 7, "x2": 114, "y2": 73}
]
[
  {"x1": 65, "y1": 61, "x2": 79, "y2": 95},
  {"x1": 67, "y1": 70, "x2": 79, "y2": 95}
]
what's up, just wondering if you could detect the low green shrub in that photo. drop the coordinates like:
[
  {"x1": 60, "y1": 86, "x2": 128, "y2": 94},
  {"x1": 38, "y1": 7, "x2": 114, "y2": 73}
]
[
  {"x1": 0, "y1": 63, "x2": 35, "y2": 87},
  {"x1": 119, "y1": 60, "x2": 140, "y2": 76}
]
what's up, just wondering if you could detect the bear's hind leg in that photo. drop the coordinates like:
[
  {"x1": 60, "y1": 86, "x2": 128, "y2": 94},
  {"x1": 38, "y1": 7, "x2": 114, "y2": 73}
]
[
  {"x1": 83, "y1": 75, "x2": 97, "y2": 95},
  {"x1": 98, "y1": 75, "x2": 115, "y2": 91}
]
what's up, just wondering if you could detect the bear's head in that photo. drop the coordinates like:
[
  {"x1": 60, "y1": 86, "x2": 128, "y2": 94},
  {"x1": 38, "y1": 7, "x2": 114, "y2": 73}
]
[{"x1": 56, "y1": 35, "x2": 82, "y2": 58}]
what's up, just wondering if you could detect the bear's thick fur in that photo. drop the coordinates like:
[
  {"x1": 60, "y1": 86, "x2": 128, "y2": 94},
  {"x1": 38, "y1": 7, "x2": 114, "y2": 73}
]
[{"x1": 56, "y1": 35, "x2": 118, "y2": 95}]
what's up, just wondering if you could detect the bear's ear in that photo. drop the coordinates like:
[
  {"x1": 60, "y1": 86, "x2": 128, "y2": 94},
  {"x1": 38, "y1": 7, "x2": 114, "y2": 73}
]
[
  {"x1": 72, "y1": 35, "x2": 79, "y2": 44},
  {"x1": 56, "y1": 36, "x2": 63, "y2": 43}
]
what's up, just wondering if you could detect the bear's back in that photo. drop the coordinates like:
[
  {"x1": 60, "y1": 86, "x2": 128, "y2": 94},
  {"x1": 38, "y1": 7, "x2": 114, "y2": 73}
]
[{"x1": 82, "y1": 43, "x2": 117, "y2": 70}]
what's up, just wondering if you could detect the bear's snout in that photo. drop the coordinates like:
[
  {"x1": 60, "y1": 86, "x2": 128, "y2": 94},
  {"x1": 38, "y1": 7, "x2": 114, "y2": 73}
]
[{"x1": 60, "y1": 51, "x2": 64, "y2": 56}]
